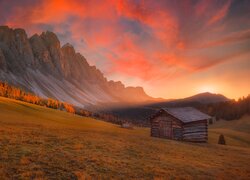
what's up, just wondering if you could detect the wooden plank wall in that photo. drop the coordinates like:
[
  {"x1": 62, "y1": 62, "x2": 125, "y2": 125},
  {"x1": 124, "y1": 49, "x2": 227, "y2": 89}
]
[
  {"x1": 151, "y1": 114, "x2": 182, "y2": 139},
  {"x1": 151, "y1": 113, "x2": 208, "y2": 142},
  {"x1": 151, "y1": 115, "x2": 172, "y2": 138},
  {"x1": 182, "y1": 120, "x2": 208, "y2": 142},
  {"x1": 151, "y1": 117, "x2": 160, "y2": 137}
]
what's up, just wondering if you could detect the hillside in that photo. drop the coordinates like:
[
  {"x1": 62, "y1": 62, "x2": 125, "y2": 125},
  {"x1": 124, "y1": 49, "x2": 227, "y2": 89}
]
[
  {"x1": 103, "y1": 92, "x2": 250, "y2": 126},
  {"x1": 100, "y1": 92, "x2": 231, "y2": 125},
  {"x1": 0, "y1": 26, "x2": 154, "y2": 107},
  {"x1": 209, "y1": 116, "x2": 250, "y2": 147},
  {"x1": 182, "y1": 92, "x2": 229, "y2": 103},
  {"x1": 0, "y1": 96, "x2": 250, "y2": 179},
  {"x1": 150, "y1": 92, "x2": 229, "y2": 107}
]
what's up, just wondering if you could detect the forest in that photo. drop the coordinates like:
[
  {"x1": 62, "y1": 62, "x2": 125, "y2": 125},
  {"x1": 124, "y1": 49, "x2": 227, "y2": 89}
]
[
  {"x1": 0, "y1": 82, "x2": 121, "y2": 123},
  {"x1": 200, "y1": 96, "x2": 250, "y2": 121}
]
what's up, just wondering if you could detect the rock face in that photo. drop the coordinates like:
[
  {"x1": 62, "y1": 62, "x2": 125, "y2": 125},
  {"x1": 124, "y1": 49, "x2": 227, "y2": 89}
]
[
  {"x1": 0, "y1": 48, "x2": 7, "y2": 71},
  {"x1": 0, "y1": 26, "x2": 35, "y2": 73},
  {"x1": 0, "y1": 26, "x2": 153, "y2": 107}
]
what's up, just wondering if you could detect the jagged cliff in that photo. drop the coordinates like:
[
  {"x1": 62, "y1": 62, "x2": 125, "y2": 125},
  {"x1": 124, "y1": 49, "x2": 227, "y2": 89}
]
[{"x1": 0, "y1": 26, "x2": 153, "y2": 107}]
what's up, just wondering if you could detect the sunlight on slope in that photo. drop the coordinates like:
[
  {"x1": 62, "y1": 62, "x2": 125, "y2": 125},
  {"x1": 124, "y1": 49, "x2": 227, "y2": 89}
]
[
  {"x1": 209, "y1": 116, "x2": 250, "y2": 147},
  {"x1": 0, "y1": 97, "x2": 250, "y2": 179}
]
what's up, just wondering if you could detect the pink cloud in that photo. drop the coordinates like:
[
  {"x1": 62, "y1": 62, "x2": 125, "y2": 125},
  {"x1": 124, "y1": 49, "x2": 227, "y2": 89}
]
[
  {"x1": 115, "y1": 0, "x2": 179, "y2": 45},
  {"x1": 1, "y1": 0, "x2": 249, "y2": 91},
  {"x1": 207, "y1": 0, "x2": 231, "y2": 25}
]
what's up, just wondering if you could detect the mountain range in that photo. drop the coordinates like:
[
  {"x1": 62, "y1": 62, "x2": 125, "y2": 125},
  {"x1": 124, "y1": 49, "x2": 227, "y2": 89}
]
[
  {"x1": 0, "y1": 26, "x2": 232, "y2": 110},
  {"x1": 150, "y1": 92, "x2": 229, "y2": 107},
  {"x1": 0, "y1": 26, "x2": 154, "y2": 107},
  {"x1": 100, "y1": 92, "x2": 230, "y2": 125}
]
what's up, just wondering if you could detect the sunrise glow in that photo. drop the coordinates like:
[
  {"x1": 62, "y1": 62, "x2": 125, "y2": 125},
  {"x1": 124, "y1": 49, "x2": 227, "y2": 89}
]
[
  {"x1": 0, "y1": 1, "x2": 250, "y2": 179},
  {"x1": 0, "y1": 0, "x2": 249, "y2": 99},
  {"x1": 198, "y1": 85, "x2": 217, "y2": 94}
]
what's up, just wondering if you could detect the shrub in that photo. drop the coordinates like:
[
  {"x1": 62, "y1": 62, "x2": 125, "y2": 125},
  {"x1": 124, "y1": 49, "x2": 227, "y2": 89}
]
[{"x1": 218, "y1": 134, "x2": 226, "y2": 145}]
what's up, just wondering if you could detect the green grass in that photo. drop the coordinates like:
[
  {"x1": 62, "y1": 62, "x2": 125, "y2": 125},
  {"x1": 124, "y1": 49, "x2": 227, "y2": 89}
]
[{"x1": 0, "y1": 96, "x2": 250, "y2": 179}]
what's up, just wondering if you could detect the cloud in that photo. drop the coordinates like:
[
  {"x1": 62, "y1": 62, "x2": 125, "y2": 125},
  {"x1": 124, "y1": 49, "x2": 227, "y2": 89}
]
[
  {"x1": 200, "y1": 29, "x2": 250, "y2": 48},
  {"x1": 207, "y1": 0, "x2": 232, "y2": 25},
  {"x1": 0, "y1": 0, "x2": 250, "y2": 98},
  {"x1": 115, "y1": 0, "x2": 179, "y2": 44}
]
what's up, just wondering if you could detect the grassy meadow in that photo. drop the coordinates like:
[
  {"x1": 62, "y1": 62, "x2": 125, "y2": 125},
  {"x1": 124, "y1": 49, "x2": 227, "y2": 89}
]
[
  {"x1": 0, "y1": 96, "x2": 250, "y2": 179},
  {"x1": 209, "y1": 116, "x2": 250, "y2": 147}
]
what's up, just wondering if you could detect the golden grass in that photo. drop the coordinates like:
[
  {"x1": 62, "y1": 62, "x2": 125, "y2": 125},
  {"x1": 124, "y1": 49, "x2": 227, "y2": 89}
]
[
  {"x1": 209, "y1": 116, "x2": 250, "y2": 147},
  {"x1": 0, "y1": 96, "x2": 250, "y2": 179}
]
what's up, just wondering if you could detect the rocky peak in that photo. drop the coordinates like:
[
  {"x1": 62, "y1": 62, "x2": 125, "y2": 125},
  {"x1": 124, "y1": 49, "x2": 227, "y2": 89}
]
[
  {"x1": 0, "y1": 26, "x2": 15, "y2": 45},
  {"x1": 0, "y1": 26, "x2": 154, "y2": 105},
  {"x1": 13, "y1": 28, "x2": 27, "y2": 40},
  {"x1": 62, "y1": 43, "x2": 76, "y2": 57},
  {"x1": 29, "y1": 33, "x2": 54, "y2": 69},
  {"x1": 75, "y1": 53, "x2": 89, "y2": 66},
  {"x1": 29, "y1": 34, "x2": 40, "y2": 41},
  {"x1": 13, "y1": 28, "x2": 34, "y2": 65},
  {"x1": 126, "y1": 86, "x2": 146, "y2": 95},
  {"x1": 0, "y1": 26, "x2": 34, "y2": 71},
  {"x1": 108, "y1": 80, "x2": 125, "y2": 90},
  {"x1": 122, "y1": 86, "x2": 151, "y2": 101},
  {"x1": 62, "y1": 43, "x2": 73, "y2": 48},
  {"x1": 39, "y1": 31, "x2": 63, "y2": 76},
  {"x1": 40, "y1": 31, "x2": 60, "y2": 49},
  {"x1": 0, "y1": 26, "x2": 9, "y2": 30}
]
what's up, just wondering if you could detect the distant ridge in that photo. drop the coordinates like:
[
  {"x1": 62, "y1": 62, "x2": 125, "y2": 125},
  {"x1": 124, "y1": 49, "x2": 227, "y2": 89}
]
[
  {"x1": 181, "y1": 92, "x2": 229, "y2": 104},
  {"x1": 98, "y1": 92, "x2": 230, "y2": 126},
  {"x1": 150, "y1": 92, "x2": 230, "y2": 107}
]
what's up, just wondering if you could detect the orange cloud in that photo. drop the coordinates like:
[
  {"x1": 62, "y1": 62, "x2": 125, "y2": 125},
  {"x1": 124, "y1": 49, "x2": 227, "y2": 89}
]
[
  {"x1": 201, "y1": 29, "x2": 250, "y2": 48},
  {"x1": 115, "y1": 0, "x2": 179, "y2": 44},
  {"x1": 5, "y1": 0, "x2": 118, "y2": 26},
  {"x1": 105, "y1": 34, "x2": 156, "y2": 80},
  {"x1": 1, "y1": 0, "x2": 249, "y2": 99},
  {"x1": 195, "y1": 0, "x2": 213, "y2": 16},
  {"x1": 207, "y1": 0, "x2": 231, "y2": 25}
]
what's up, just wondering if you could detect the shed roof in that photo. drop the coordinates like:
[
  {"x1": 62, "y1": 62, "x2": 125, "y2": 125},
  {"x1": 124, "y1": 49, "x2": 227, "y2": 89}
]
[{"x1": 161, "y1": 107, "x2": 211, "y2": 123}]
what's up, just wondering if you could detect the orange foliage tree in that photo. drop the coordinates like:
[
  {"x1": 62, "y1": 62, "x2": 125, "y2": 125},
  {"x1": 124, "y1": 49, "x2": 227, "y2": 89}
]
[
  {"x1": 0, "y1": 81, "x2": 122, "y2": 124},
  {"x1": 63, "y1": 103, "x2": 76, "y2": 113},
  {"x1": 0, "y1": 81, "x2": 76, "y2": 115}
]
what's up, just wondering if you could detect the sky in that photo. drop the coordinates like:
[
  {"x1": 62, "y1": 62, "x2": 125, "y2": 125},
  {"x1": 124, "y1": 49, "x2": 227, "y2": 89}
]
[{"x1": 0, "y1": 0, "x2": 250, "y2": 99}]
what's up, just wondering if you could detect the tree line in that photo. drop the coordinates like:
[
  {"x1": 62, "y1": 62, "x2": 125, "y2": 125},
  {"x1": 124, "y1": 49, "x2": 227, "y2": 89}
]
[
  {"x1": 0, "y1": 81, "x2": 122, "y2": 124},
  {"x1": 199, "y1": 96, "x2": 250, "y2": 121},
  {"x1": 102, "y1": 95, "x2": 250, "y2": 127},
  {"x1": 0, "y1": 82, "x2": 77, "y2": 113},
  {"x1": 3, "y1": 81, "x2": 247, "y2": 126}
]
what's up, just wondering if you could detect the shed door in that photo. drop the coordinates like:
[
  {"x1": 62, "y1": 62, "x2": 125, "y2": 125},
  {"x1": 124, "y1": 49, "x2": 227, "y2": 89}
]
[
  {"x1": 173, "y1": 128, "x2": 182, "y2": 140},
  {"x1": 159, "y1": 121, "x2": 172, "y2": 138}
]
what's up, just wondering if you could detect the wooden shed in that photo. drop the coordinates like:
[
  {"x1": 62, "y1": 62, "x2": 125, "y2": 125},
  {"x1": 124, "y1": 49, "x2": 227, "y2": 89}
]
[{"x1": 150, "y1": 107, "x2": 211, "y2": 142}]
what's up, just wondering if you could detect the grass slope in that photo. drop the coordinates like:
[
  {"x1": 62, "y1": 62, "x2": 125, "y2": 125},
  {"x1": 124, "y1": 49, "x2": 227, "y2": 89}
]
[
  {"x1": 0, "y1": 96, "x2": 250, "y2": 179},
  {"x1": 209, "y1": 116, "x2": 250, "y2": 147}
]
